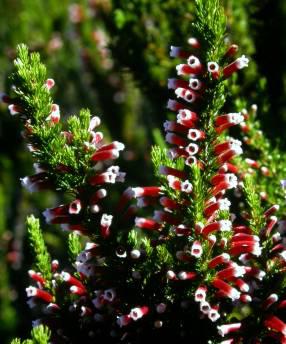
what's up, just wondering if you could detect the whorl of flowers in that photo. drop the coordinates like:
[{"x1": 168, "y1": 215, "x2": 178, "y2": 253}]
[{"x1": 115, "y1": 25, "x2": 286, "y2": 344}]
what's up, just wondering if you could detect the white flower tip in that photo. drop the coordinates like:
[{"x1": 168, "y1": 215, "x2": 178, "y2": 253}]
[
  {"x1": 181, "y1": 180, "x2": 193, "y2": 193},
  {"x1": 187, "y1": 37, "x2": 198, "y2": 46},
  {"x1": 169, "y1": 46, "x2": 179, "y2": 58},
  {"x1": 219, "y1": 220, "x2": 232, "y2": 231},
  {"x1": 207, "y1": 61, "x2": 219, "y2": 72},
  {"x1": 208, "y1": 310, "x2": 220, "y2": 322},
  {"x1": 189, "y1": 78, "x2": 202, "y2": 90},
  {"x1": 237, "y1": 55, "x2": 249, "y2": 69},
  {"x1": 135, "y1": 217, "x2": 145, "y2": 227},
  {"x1": 130, "y1": 249, "x2": 141, "y2": 259},
  {"x1": 45, "y1": 78, "x2": 55, "y2": 90},
  {"x1": 8, "y1": 104, "x2": 19, "y2": 115},
  {"x1": 178, "y1": 271, "x2": 187, "y2": 280},
  {"x1": 26, "y1": 286, "x2": 37, "y2": 297},
  {"x1": 167, "y1": 78, "x2": 176, "y2": 89},
  {"x1": 113, "y1": 141, "x2": 125, "y2": 151},
  {"x1": 187, "y1": 55, "x2": 200, "y2": 67},
  {"x1": 89, "y1": 116, "x2": 101, "y2": 131},
  {"x1": 61, "y1": 271, "x2": 70, "y2": 281},
  {"x1": 131, "y1": 187, "x2": 143, "y2": 198},
  {"x1": 101, "y1": 213, "x2": 113, "y2": 226},
  {"x1": 175, "y1": 64, "x2": 184, "y2": 75},
  {"x1": 200, "y1": 301, "x2": 211, "y2": 314},
  {"x1": 166, "y1": 270, "x2": 176, "y2": 280},
  {"x1": 234, "y1": 146, "x2": 243, "y2": 155}
]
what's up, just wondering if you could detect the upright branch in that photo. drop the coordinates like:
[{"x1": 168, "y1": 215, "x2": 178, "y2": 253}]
[
  {"x1": 124, "y1": 0, "x2": 286, "y2": 337},
  {"x1": 4, "y1": 44, "x2": 126, "y2": 238}
]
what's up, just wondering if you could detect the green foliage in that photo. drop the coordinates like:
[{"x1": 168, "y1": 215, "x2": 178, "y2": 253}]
[
  {"x1": 11, "y1": 325, "x2": 51, "y2": 344},
  {"x1": 127, "y1": 229, "x2": 139, "y2": 247},
  {"x1": 243, "y1": 175, "x2": 265, "y2": 234},
  {"x1": 152, "y1": 128, "x2": 167, "y2": 149},
  {"x1": 30, "y1": 325, "x2": 51, "y2": 344},
  {"x1": 113, "y1": 9, "x2": 126, "y2": 29},
  {"x1": 10, "y1": 340, "x2": 21, "y2": 344},
  {"x1": 68, "y1": 233, "x2": 82, "y2": 262},
  {"x1": 188, "y1": 164, "x2": 205, "y2": 223},
  {"x1": 26, "y1": 215, "x2": 52, "y2": 284},
  {"x1": 193, "y1": 0, "x2": 226, "y2": 61},
  {"x1": 141, "y1": 236, "x2": 153, "y2": 256},
  {"x1": 151, "y1": 145, "x2": 184, "y2": 177},
  {"x1": 155, "y1": 245, "x2": 174, "y2": 266},
  {"x1": 13, "y1": 44, "x2": 52, "y2": 124}
]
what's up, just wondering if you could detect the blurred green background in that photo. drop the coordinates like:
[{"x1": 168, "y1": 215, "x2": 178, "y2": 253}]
[{"x1": 0, "y1": 0, "x2": 286, "y2": 342}]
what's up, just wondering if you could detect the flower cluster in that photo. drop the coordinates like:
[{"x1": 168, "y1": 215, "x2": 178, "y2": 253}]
[
  {"x1": 4, "y1": 2, "x2": 286, "y2": 343},
  {"x1": 119, "y1": 35, "x2": 286, "y2": 342},
  {"x1": 3, "y1": 70, "x2": 126, "y2": 238}
]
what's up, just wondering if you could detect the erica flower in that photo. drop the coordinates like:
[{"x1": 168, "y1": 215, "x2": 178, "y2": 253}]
[
  {"x1": 26, "y1": 286, "x2": 54, "y2": 303},
  {"x1": 100, "y1": 213, "x2": 113, "y2": 238},
  {"x1": 194, "y1": 286, "x2": 207, "y2": 302},
  {"x1": 45, "y1": 78, "x2": 55, "y2": 90},
  {"x1": 191, "y1": 240, "x2": 203, "y2": 258},
  {"x1": 217, "y1": 323, "x2": 242, "y2": 337},
  {"x1": 212, "y1": 278, "x2": 241, "y2": 300},
  {"x1": 207, "y1": 62, "x2": 220, "y2": 79},
  {"x1": 46, "y1": 104, "x2": 60, "y2": 123},
  {"x1": 264, "y1": 315, "x2": 286, "y2": 337},
  {"x1": 130, "y1": 306, "x2": 149, "y2": 321},
  {"x1": 223, "y1": 55, "x2": 249, "y2": 78}
]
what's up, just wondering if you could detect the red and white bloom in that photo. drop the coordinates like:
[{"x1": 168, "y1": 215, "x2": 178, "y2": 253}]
[
  {"x1": 189, "y1": 78, "x2": 203, "y2": 91},
  {"x1": 45, "y1": 78, "x2": 55, "y2": 90},
  {"x1": 187, "y1": 129, "x2": 205, "y2": 141},
  {"x1": 181, "y1": 180, "x2": 193, "y2": 193},
  {"x1": 26, "y1": 286, "x2": 54, "y2": 303},
  {"x1": 201, "y1": 220, "x2": 232, "y2": 236},
  {"x1": 191, "y1": 240, "x2": 203, "y2": 258},
  {"x1": 204, "y1": 198, "x2": 231, "y2": 217},
  {"x1": 217, "y1": 323, "x2": 242, "y2": 337},
  {"x1": 208, "y1": 253, "x2": 230, "y2": 268},
  {"x1": 200, "y1": 301, "x2": 211, "y2": 314},
  {"x1": 207, "y1": 61, "x2": 220, "y2": 79},
  {"x1": 175, "y1": 87, "x2": 198, "y2": 103},
  {"x1": 223, "y1": 55, "x2": 249, "y2": 78},
  {"x1": 186, "y1": 142, "x2": 199, "y2": 155},
  {"x1": 130, "y1": 306, "x2": 149, "y2": 321},
  {"x1": 194, "y1": 285, "x2": 207, "y2": 302},
  {"x1": 212, "y1": 278, "x2": 241, "y2": 300},
  {"x1": 8, "y1": 104, "x2": 22, "y2": 115},
  {"x1": 46, "y1": 104, "x2": 60, "y2": 123},
  {"x1": 264, "y1": 315, "x2": 286, "y2": 336},
  {"x1": 208, "y1": 306, "x2": 220, "y2": 322},
  {"x1": 100, "y1": 213, "x2": 113, "y2": 238},
  {"x1": 177, "y1": 108, "x2": 198, "y2": 124},
  {"x1": 135, "y1": 217, "x2": 161, "y2": 231},
  {"x1": 177, "y1": 271, "x2": 196, "y2": 280}
]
